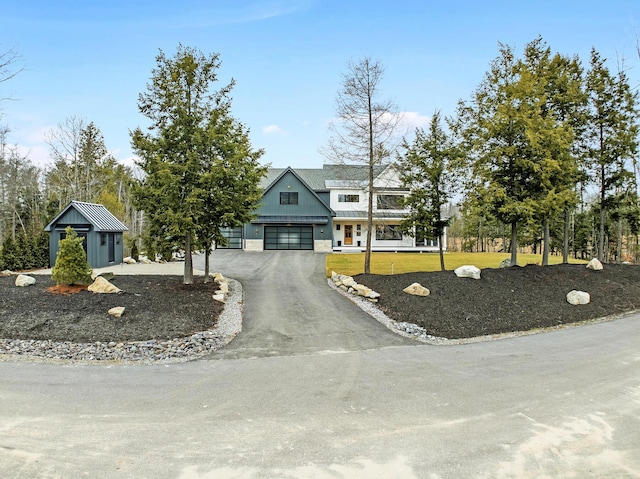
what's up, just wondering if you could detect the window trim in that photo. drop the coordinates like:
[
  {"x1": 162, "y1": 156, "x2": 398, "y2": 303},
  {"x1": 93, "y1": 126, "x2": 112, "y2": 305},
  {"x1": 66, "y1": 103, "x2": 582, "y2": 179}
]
[
  {"x1": 376, "y1": 194, "x2": 403, "y2": 210},
  {"x1": 280, "y1": 191, "x2": 299, "y2": 205},
  {"x1": 376, "y1": 225, "x2": 403, "y2": 241},
  {"x1": 338, "y1": 194, "x2": 360, "y2": 203}
]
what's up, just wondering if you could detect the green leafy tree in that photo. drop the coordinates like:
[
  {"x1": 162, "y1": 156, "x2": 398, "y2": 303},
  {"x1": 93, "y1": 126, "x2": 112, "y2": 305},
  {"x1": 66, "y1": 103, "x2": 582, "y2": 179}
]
[
  {"x1": 51, "y1": 226, "x2": 92, "y2": 285},
  {"x1": 132, "y1": 45, "x2": 265, "y2": 284},
  {"x1": 398, "y1": 111, "x2": 460, "y2": 271},
  {"x1": 585, "y1": 49, "x2": 639, "y2": 262}
]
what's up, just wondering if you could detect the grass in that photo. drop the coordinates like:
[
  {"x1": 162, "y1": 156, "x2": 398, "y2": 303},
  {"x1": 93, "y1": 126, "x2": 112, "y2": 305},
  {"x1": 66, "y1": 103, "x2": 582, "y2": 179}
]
[{"x1": 325, "y1": 251, "x2": 588, "y2": 276}]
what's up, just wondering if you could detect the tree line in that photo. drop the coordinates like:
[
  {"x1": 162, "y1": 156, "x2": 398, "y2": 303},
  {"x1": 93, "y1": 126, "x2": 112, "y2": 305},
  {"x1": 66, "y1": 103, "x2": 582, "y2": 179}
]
[
  {"x1": 1, "y1": 38, "x2": 638, "y2": 277},
  {"x1": 328, "y1": 37, "x2": 638, "y2": 271}
]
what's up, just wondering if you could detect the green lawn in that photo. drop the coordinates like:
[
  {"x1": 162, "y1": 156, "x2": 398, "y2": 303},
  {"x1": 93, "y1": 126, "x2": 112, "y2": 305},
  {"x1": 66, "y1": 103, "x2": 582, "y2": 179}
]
[{"x1": 325, "y1": 252, "x2": 588, "y2": 276}]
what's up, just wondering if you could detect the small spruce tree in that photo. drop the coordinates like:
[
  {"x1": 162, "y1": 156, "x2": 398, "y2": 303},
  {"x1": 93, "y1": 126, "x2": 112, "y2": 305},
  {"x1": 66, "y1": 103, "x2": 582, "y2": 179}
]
[
  {"x1": 1, "y1": 236, "x2": 20, "y2": 271},
  {"x1": 51, "y1": 226, "x2": 93, "y2": 285}
]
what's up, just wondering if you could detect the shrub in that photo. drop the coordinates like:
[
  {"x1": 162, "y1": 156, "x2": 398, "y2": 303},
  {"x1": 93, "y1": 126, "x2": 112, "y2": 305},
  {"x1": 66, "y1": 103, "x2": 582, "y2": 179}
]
[{"x1": 51, "y1": 226, "x2": 93, "y2": 285}]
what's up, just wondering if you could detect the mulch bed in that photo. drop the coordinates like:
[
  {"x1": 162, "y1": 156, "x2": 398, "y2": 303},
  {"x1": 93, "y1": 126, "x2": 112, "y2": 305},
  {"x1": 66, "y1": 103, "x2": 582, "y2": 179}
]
[
  {"x1": 356, "y1": 263, "x2": 640, "y2": 339},
  {"x1": 0, "y1": 275, "x2": 223, "y2": 343}
]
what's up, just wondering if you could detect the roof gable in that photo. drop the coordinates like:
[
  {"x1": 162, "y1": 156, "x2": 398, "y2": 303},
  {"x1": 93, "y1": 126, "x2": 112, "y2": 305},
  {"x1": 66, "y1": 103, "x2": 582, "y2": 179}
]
[
  {"x1": 261, "y1": 167, "x2": 334, "y2": 215},
  {"x1": 45, "y1": 201, "x2": 129, "y2": 232}
]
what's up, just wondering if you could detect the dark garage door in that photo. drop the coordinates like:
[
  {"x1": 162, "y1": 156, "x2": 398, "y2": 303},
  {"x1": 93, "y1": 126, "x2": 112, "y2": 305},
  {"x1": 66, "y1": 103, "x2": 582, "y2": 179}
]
[
  {"x1": 264, "y1": 226, "x2": 313, "y2": 250},
  {"x1": 217, "y1": 227, "x2": 243, "y2": 249}
]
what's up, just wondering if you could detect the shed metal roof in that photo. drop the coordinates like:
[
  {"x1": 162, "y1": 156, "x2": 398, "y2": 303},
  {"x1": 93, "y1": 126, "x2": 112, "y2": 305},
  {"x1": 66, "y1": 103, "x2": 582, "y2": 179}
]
[{"x1": 45, "y1": 201, "x2": 129, "y2": 232}]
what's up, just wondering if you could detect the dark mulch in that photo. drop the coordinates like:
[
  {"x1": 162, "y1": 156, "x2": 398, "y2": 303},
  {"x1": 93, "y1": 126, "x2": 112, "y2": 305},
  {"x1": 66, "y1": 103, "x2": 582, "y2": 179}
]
[
  {"x1": 356, "y1": 263, "x2": 640, "y2": 339},
  {"x1": 0, "y1": 275, "x2": 224, "y2": 343}
]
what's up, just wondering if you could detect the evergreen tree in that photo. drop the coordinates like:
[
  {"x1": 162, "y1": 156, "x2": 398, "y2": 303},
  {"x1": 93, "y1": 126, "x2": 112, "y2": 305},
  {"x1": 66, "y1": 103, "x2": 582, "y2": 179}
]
[
  {"x1": 16, "y1": 231, "x2": 34, "y2": 270},
  {"x1": 132, "y1": 45, "x2": 265, "y2": 284},
  {"x1": 455, "y1": 42, "x2": 541, "y2": 266},
  {"x1": 398, "y1": 111, "x2": 460, "y2": 271},
  {"x1": 51, "y1": 226, "x2": 92, "y2": 285},
  {"x1": 1, "y1": 235, "x2": 20, "y2": 270},
  {"x1": 585, "y1": 49, "x2": 639, "y2": 262}
]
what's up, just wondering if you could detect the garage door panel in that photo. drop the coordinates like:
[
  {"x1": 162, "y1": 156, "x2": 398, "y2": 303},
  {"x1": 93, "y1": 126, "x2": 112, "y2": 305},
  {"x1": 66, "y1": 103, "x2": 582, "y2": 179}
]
[{"x1": 264, "y1": 226, "x2": 313, "y2": 250}]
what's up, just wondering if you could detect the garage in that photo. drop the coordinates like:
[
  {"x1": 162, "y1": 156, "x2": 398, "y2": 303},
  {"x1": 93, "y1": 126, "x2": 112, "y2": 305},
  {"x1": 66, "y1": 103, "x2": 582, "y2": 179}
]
[
  {"x1": 264, "y1": 226, "x2": 313, "y2": 250},
  {"x1": 217, "y1": 227, "x2": 243, "y2": 249}
]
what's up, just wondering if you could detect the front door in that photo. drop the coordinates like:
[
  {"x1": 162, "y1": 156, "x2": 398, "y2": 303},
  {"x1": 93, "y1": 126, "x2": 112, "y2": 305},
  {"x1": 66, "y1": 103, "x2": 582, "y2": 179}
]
[{"x1": 344, "y1": 225, "x2": 353, "y2": 245}]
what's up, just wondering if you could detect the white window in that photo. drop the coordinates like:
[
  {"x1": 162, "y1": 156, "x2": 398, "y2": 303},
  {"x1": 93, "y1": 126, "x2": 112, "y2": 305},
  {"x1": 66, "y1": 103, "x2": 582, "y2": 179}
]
[
  {"x1": 377, "y1": 195, "x2": 403, "y2": 210},
  {"x1": 338, "y1": 194, "x2": 359, "y2": 203},
  {"x1": 376, "y1": 225, "x2": 402, "y2": 240}
]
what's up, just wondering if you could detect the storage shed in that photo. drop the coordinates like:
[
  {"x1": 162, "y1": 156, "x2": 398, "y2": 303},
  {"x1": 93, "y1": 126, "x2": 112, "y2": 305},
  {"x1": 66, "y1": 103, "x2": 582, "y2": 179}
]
[{"x1": 45, "y1": 201, "x2": 128, "y2": 268}]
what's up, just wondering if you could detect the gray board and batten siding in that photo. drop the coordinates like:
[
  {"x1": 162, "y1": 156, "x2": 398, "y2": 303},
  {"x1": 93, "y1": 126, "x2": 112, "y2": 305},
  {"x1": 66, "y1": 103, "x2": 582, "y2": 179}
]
[{"x1": 45, "y1": 201, "x2": 128, "y2": 268}]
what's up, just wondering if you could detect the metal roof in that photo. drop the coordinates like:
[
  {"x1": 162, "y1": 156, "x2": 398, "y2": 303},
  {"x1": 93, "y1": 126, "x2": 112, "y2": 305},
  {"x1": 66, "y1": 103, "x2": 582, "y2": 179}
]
[
  {"x1": 334, "y1": 210, "x2": 404, "y2": 220},
  {"x1": 45, "y1": 201, "x2": 129, "y2": 232},
  {"x1": 261, "y1": 164, "x2": 388, "y2": 190},
  {"x1": 251, "y1": 215, "x2": 330, "y2": 224}
]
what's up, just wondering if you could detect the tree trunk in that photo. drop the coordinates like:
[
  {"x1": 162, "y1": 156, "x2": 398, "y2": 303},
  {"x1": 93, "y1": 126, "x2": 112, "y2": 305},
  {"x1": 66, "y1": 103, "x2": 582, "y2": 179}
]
[
  {"x1": 598, "y1": 207, "x2": 605, "y2": 262},
  {"x1": 203, "y1": 241, "x2": 211, "y2": 283},
  {"x1": 364, "y1": 167, "x2": 374, "y2": 275},
  {"x1": 183, "y1": 231, "x2": 194, "y2": 285},
  {"x1": 510, "y1": 221, "x2": 518, "y2": 266},
  {"x1": 617, "y1": 219, "x2": 623, "y2": 264},
  {"x1": 438, "y1": 232, "x2": 445, "y2": 271},
  {"x1": 562, "y1": 208, "x2": 569, "y2": 264},
  {"x1": 542, "y1": 219, "x2": 550, "y2": 266}
]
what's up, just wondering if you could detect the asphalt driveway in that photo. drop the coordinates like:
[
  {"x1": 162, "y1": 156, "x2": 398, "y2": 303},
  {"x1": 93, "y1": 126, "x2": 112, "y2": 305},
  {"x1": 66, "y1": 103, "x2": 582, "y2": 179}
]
[
  {"x1": 1, "y1": 250, "x2": 639, "y2": 478},
  {"x1": 195, "y1": 250, "x2": 418, "y2": 359}
]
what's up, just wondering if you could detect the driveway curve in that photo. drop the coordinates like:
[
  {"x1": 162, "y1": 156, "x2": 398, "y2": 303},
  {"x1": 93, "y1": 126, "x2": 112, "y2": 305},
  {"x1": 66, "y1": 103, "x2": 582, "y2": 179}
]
[
  {"x1": 1, "y1": 251, "x2": 639, "y2": 478},
  {"x1": 195, "y1": 250, "x2": 417, "y2": 359}
]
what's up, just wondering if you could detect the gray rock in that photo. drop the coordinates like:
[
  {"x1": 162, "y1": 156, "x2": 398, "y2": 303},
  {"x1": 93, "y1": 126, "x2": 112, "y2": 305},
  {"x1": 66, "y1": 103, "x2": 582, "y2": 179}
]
[
  {"x1": 499, "y1": 258, "x2": 517, "y2": 268},
  {"x1": 454, "y1": 265, "x2": 481, "y2": 280},
  {"x1": 403, "y1": 282, "x2": 430, "y2": 296},
  {"x1": 15, "y1": 274, "x2": 36, "y2": 287},
  {"x1": 586, "y1": 258, "x2": 603, "y2": 271},
  {"x1": 567, "y1": 290, "x2": 590, "y2": 305}
]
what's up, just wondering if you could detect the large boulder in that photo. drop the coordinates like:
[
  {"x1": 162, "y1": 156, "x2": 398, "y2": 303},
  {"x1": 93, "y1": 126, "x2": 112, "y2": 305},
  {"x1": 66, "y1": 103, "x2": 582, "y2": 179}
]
[
  {"x1": 567, "y1": 290, "x2": 590, "y2": 305},
  {"x1": 88, "y1": 276, "x2": 122, "y2": 294},
  {"x1": 586, "y1": 258, "x2": 603, "y2": 271},
  {"x1": 403, "y1": 282, "x2": 430, "y2": 296},
  {"x1": 454, "y1": 265, "x2": 481, "y2": 280},
  {"x1": 15, "y1": 274, "x2": 36, "y2": 287},
  {"x1": 123, "y1": 257, "x2": 137, "y2": 264}
]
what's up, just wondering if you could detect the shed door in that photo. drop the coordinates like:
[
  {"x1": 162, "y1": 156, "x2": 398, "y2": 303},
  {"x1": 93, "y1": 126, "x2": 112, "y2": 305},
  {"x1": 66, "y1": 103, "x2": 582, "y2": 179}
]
[
  {"x1": 108, "y1": 233, "x2": 115, "y2": 263},
  {"x1": 264, "y1": 226, "x2": 313, "y2": 250}
]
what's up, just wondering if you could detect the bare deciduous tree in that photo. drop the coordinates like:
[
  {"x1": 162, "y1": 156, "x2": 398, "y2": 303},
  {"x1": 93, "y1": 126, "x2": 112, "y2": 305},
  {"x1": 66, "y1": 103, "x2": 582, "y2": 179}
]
[{"x1": 322, "y1": 57, "x2": 403, "y2": 273}]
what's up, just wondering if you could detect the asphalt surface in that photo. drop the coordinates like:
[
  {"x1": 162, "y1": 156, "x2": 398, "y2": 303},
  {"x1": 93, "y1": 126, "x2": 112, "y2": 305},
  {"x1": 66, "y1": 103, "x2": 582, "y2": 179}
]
[{"x1": 1, "y1": 250, "x2": 639, "y2": 478}]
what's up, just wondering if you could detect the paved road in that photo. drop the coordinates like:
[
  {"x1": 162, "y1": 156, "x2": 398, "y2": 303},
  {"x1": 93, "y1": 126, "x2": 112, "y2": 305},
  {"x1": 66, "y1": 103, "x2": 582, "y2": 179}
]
[{"x1": 1, "y1": 251, "x2": 639, "y2": 478}]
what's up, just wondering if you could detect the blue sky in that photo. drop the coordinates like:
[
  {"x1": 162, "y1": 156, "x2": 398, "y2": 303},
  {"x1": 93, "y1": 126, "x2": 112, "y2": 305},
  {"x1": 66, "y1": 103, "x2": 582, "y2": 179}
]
[{"x1": 1, "y1": 0, "x2": 639, "y2": 170}]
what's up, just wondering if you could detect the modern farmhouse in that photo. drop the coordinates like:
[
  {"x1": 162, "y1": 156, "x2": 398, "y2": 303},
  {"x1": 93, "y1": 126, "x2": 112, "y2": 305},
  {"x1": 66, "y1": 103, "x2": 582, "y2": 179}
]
[{"x1": 218, "y1": 164, "x2": 446, "y2": 253}]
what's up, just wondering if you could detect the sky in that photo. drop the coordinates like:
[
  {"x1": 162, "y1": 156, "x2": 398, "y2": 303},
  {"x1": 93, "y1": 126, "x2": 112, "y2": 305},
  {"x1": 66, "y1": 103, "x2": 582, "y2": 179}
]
[{"x1": 1, "y1": 0, "x2": 639, "y2": 171}]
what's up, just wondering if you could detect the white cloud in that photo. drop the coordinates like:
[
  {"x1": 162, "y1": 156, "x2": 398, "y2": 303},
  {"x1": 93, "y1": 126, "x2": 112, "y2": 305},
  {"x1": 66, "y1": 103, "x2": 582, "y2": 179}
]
[
  {"x1": 400, "y1": 111, "x2": 431, "y2": 130},
  {"x1": 262, "y1": 124, "x2": 286, "y2": 135}
]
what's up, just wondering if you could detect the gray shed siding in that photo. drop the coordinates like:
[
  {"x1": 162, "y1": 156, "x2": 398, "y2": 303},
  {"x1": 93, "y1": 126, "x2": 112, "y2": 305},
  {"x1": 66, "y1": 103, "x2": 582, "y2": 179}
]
[{"x1": 46, "y1": 202, "x2": 127, "y2": 268}]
